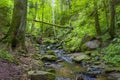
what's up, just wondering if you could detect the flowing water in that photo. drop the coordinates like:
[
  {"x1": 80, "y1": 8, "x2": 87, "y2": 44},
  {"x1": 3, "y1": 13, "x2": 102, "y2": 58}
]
[{"x1": 39, "y1": 43, "x2": 119, "y2": 80}]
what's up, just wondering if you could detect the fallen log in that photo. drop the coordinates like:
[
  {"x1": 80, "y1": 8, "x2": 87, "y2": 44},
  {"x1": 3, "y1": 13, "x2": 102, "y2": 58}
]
[{"x1": 34, "y1": 20, "x2": 71, "y2": 29}]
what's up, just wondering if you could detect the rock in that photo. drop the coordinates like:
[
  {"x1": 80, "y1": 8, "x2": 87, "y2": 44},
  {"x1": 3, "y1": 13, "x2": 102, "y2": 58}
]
[
  {"x1": 108, "y1": 73, "x2": 120, "y2": 78},
  {"x1": 28, "y1": 70, "x2": 55, "y2": 80},
  {"x1": 104, "y1": 67, "x2": 116, "y2": 73},
  {"x1": 42, "y1": 38, "x2": 55, "y2": 44},
  {"x1": 72, "y1": 54, "x2": 90, "y2": 62},
  {"x1": 81, "y1": 40, "x2": 100, "y2": 51},
  {"x1": 96, "y1": 75, "x2": 108, "y2": 80},
  {"x1": 85, "y1": 51, "x2": 91, "y2": 55},
  {"x1": 46, "y1": 50, "x2": 56, "y2": 56},
  {"x1": 91, "y1": 51, "x2": 99, "y2": 57},
  {"x1": 41, "y1": 55, "x2": 58, "y2": 61}
]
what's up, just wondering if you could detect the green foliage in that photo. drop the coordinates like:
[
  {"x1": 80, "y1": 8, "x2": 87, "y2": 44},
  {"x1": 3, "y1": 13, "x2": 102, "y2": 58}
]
[
  {"x1": 103, "y1": 38, "x2": 120, "y2": 66},
  {"x1": 0, "y1": 49, "x2": 14, "y2": 62}
]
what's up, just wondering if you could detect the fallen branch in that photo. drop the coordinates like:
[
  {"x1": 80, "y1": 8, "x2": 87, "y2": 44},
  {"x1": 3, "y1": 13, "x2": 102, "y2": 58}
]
[{"x1": 34, "y1": 20, "x2": 71, "y2": 29}]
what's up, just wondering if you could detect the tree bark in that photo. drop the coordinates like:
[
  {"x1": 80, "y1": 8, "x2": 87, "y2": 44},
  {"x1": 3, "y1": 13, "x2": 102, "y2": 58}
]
[
  {"x1": 34, "y1": 20, "x2": 70, "y2": 29},
  {"x1": 31, "y1": 2, "x2": 38, "y2": 33},
  {"x1": 109, "y1": 0, "x2": 115, "y2": 38},
  {"x1": 94, "y1": 0, "x2": 101, "y2": 35},
  {"x1": 5, "y1": 0, "x2": 27, "y2": 51}
]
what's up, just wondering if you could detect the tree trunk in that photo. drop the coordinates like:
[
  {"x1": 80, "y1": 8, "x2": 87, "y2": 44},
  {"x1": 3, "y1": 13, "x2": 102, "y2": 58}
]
[
  {"x1": 5, "y1": 0, "x2": 27, "y2": 51},
  {"x1": 31, "y1": 2, "x2": 38, "y2": 33},
  {"x1": 94, "y1": 0, "x2": 101, "y2": 35},
  {"x1": 103, "y1": 0, "x2": 109, "y2": 28},
  {"x1": 109, "y1": 0, "x2": 115, "y2": 38},
  {"x1": 41, "y1": 0, "x2": 44, "y2": 37}
]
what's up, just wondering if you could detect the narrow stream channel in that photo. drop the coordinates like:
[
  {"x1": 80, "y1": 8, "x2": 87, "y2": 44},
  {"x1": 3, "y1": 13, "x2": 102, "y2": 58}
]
[{"x1": 39, "y1": 43, "x2": 118, "y2": 80}]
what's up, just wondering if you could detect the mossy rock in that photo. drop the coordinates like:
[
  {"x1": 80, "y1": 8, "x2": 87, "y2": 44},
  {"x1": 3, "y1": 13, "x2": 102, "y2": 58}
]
[
  {"x1": 42, "y1": 38, "x2": 55, "y2": 44},
  {"x1": 104, "y1": 67, "x2": 116, "y2": 73},
  {"x1": 72, "y1": 54, "x2": 90, "y2": 62},
  {"x1": 81, "y1": 43, "x2": 89, "y2": 51},
  {"x1": 41, "y1": 55, "x2": 58, "y2": 61},
  {"x1": 28, "y1": 70, "x2": 55, "y2": 80},
  {"x1": 46, "y1": 50, "x2": 56, "y2": 56},
  {"x1": 91, "y1": 50, "x2": 99, "y2": 57},
  {"x1": 81, "y1": 40, "x2": 100, "y2": 51},
  {"x1": 85, "y1": 51, "x2": 92, "y2": 55}
]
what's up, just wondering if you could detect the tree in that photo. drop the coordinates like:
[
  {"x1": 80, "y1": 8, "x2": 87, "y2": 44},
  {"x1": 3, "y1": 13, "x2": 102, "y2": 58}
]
[
  {"x1": 94, "y1": 0, "x2": 101, "y2": 35},
  {"x1": 109, "y1": 0, "x2": 115, "y2": 38},
  {"x1": 31, "y1": 1, "x2": 38, "y2": 33},
  {"x1": 3, "y1": 0, "x2": 28, "y2": 51}
]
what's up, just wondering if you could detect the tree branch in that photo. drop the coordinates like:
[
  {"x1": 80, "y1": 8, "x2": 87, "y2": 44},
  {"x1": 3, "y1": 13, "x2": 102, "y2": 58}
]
[{"x1": 34, "y1": 20, "x2": 71, "y2": 29}]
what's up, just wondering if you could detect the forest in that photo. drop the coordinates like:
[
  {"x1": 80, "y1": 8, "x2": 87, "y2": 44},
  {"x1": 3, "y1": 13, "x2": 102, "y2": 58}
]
[{"x1": 0, "y1": 0, "x2": 120, "y2": 80}]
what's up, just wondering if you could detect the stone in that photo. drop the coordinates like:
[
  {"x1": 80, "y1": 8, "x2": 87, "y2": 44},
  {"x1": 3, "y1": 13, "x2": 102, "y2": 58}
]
[
  {"x1": 46, "y1": 50, "x2": 56, "y2": 56},
  {"x1": 91, "y1": 50, "x2": 99, "y2": 57},
  {"x1": 81, "y1": 40, "x2": 100, "y2": 51},
  {"x1": 72, "y1": 54, "x2": 90, "y2": 62},
  {"x1": 41, "y1": 55, "x2": 58, "y2": 61},
  {"x1": 28, "y1": 70, "x2": 55, "y2": 80}
]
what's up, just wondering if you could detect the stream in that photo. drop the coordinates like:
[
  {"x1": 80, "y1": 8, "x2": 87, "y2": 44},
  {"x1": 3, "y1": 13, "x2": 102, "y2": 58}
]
[{"x1": 39, "y1": 42, "x2": 119, "y2": 80}]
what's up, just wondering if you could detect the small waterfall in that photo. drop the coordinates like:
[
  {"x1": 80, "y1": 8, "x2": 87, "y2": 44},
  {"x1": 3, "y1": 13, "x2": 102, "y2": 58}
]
[{"x1": 54, "y1": 50, "x2": 73, "y2": 64}]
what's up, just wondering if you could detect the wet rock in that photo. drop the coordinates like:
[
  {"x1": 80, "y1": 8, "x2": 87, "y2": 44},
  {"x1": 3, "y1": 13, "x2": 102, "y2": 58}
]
[
  {"x1": 42, "y1": 55, "x2": 58, "y2": 61},
  {"x1": 28, "y1": 70, "x2": 55, "y2": 80},
  {"x1": 87, "y1": 66, "x2": 103, "y2": 76},
  {"x1": 72, "y1": 54, "x2": 90, "y2": 62},
  {"x1": 81, "y1": 40, "x2": 100, "y2": 51}
]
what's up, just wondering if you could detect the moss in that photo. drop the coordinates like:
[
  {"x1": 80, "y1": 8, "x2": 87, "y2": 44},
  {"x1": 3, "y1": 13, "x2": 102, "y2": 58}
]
[
  {"x1": 41, "y1": 55, "x2": 58, "y2": 61},
  {"x1": 0, "y1": 49, "x2": 15, "y2": 62},
  {"x1": 91, "y1": 50, "x2": 99, "y2": 57},
  {"x1": 28, "y1": 70, "x2": 55, "y2": 80},
  {"x1": 46, "y1": 50, "x2": 56, "y2": 55},
  {"x1": 42, "y1": 38, "x2": 55, "y2": 44}
]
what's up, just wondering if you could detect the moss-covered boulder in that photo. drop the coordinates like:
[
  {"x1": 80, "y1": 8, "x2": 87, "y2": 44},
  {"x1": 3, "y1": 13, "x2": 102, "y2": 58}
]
[
  {"x1": 46, "y1": 50, "x2": 56, "y2": 56},
  {"x1": 42, "y1": 38, "x2": 55, "y2": 44},
  {"x1": 72, "y1": 54, "x2": 90, "y2": 62},
  {"x1": 81, "y1": 40, "x2": 100, "y2": 51},
  {"x1": 41, "y1": 55, "x2": 58, "y2": 61},
  {"x1": 91, "y1": 50, "x2": 99, "y2": 57},
  {"x1": 28, "y1": 70, "x2": 55, "y2": 80}
]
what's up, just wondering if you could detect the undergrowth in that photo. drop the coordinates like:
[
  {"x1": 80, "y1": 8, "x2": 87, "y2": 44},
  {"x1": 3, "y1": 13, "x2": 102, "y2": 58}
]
[{"x1": 103, "y1": 37, "x2": 120, "y2": 67}]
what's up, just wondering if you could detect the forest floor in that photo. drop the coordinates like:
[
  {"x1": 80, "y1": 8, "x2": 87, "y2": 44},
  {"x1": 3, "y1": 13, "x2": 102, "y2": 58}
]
[{"x1": 0, "y1": 36, "x2": 120, "y2": 80}]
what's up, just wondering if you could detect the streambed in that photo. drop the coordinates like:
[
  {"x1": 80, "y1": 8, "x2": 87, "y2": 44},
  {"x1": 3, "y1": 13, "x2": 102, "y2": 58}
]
[{"x1": 39, "y1": 43, "x2": 120, "y2": 80}]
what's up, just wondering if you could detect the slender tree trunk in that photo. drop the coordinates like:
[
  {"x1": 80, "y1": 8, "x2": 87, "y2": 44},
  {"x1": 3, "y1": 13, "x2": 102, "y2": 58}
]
[
  {"x1": 103, "y1": 0, "x2": 109, "y2": 27},
  {"x1": 5, "y1": 0, "x2": 27, "y2": 51},
  {"x1": 31, "y1": 2, "x2": 38, "y2": 33},
  {"x1": 109, "y1": 0, "x2": 115, "y2": 38},
  {"x1": 41, "y1": 0, "x2": 44, "y2": 37},
  {"x1": 94, "y1": 0, "x2": 101, "y2": 35}
]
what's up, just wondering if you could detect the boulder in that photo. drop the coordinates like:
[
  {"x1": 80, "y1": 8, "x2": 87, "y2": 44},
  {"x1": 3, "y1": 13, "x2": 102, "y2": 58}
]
[
  {"x1": 46, "y1": 50, "x2": 56, "y2": 56},
  {"x1": 72, "y1": 54, "x2": 90, "y2": 62},
  {"x1": 41, "y1": 55, "x2": 58, "y2": 61},
  {"x1": 81, "y1": 40, "x2": 100, "y2": 51},
  {"x1": 28, "y1": 70, "x2": 55, "y2": 80}
]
